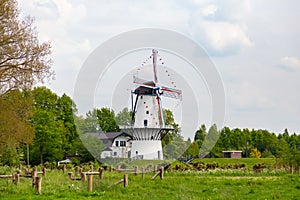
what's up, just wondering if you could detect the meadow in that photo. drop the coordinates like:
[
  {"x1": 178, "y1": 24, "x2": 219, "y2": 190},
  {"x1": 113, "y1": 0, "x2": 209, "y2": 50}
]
[{"x1": 0, "y1": 158, "x2": 299, "y2": 200}]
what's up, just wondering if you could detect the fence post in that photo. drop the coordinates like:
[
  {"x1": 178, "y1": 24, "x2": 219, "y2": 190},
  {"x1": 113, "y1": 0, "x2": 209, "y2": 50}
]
[
  {"x1": 99, "y1": 168, "x2": 104, "y2": 180},
  {"x1": 88, "y1": 175, "x2": 93, "y2": 192},
  {"x1": 134, "y1": 166, "x2": 138, "y2": 176},
  {"x1": 79, "y1": 167, "x2": 83, "y2": 174},
  {"x1": 124, "y1": 174, "x2": 128, "y2": 188},
  {"x1": 89, "y1": 165, "x2": 93, "y2": 172},
  {"x1": 42, "y1": 167, "x2": 46, "y2": 176},
  {"x1": 35, "y1": 177, "x2": 42, "y2": 195},
  {"x1": 63, "y1": 164, "x2": 66, "y2": 173},
  {"x1": 75, "y1": 166, "x2": 79, "y2": 176},
  {"x1": 291, "y1": 166, "x2": 294, "y2": 174},
  {"x1": 160, "y1": 166, "x2": 164, "y2": 180},
  {"x1": 142, "y1": 167, "x2": 145, "y2": 179},
  {"x1": 110, "y1": 165, "x2": 113, "y2": 172},
  {"x1": 68, "y1": 172, "x2": 73, "y2": 180},
  {"x1": 19, "y1": 164, "x2": 22, "y2": 172},
  {"x1": 13, "y1": 174, "x2": 20, "y2": 184},
  {"x1": 32, "y1": 169, "x2": 37, "y2": 187},
  {"x1": 25, "y1": 168, "x2": 29, "y2": 176},
  {"x1": 81, "y1": 172, "x2": 86, "y2": 181}
]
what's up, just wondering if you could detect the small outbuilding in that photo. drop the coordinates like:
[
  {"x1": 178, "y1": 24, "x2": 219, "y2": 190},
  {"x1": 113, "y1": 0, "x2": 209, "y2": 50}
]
[{"x1": 222, "y1": 150, "x2": 242, "y2": 158}]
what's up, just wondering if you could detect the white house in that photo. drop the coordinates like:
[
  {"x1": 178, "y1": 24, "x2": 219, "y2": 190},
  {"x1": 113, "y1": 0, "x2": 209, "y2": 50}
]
[{"x1": 85, "y1": 132, "x2": 132, "y2": 159}]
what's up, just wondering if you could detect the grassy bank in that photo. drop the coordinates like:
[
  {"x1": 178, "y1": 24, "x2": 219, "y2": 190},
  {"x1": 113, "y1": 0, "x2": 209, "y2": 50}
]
[{"x1": 0, "y1": 165, "x2": 299, "y2": 200}]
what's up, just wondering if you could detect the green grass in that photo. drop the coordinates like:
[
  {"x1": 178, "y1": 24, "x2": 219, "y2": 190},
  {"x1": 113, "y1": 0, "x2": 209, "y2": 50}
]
[
  {"x1": 191, "y1": 158, "x2": 277, "y2": 169},
  {"x1": 0, "y1": 166, "x2": 299, "y2": 200}
]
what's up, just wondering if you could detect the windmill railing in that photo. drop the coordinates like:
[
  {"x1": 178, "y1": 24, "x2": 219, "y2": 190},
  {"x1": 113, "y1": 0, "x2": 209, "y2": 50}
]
[{"x1": 120, "y1": 125, "x2": 174, "y2": 130}]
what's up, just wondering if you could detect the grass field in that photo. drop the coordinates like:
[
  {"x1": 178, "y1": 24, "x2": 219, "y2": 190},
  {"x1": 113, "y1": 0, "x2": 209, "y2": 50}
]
[{"x1": 0, "y1": 161, "x2": 299, "y2": 200}]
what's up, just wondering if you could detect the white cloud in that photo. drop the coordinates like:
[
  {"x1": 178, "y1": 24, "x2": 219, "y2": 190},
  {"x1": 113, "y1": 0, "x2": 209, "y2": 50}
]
[
  {"x1": 203, "y1": 21, "x2": 253, "y2": 53},
  {"x1": 53, "y1": 0, "x2": 86, "y2": 25},
  {"x1": 188, "y1": 1, "x2": 253, "y2": 55},
  {"x1": 201, "y1": 4, "x2": 218, "y2": 17},
  {"x1": 280, "y1": 56, "x2": 300, "y2": 70}
]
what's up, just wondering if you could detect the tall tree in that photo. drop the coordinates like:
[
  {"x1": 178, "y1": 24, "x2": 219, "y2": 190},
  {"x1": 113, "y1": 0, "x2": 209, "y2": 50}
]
[
  {"x1": 30, "y1": 87, "x2": 63, "y2": 164},
  {"x1": 0, "y1": 90, "x2": 34, "y2": 165},
  {"x1": 0, "y1": 0, "x2": 53, "y2": 95}
]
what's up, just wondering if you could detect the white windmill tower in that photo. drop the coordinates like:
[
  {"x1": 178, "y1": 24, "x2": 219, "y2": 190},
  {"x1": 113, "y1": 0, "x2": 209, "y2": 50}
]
[{"x1": 122, "y1": 49, "x2": 182, "y2": 160}]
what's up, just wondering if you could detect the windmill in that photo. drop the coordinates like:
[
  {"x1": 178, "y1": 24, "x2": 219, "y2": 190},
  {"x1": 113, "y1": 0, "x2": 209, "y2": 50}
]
[{"x1": 122, "y1": 49, "x2": 182, "y2": 160}]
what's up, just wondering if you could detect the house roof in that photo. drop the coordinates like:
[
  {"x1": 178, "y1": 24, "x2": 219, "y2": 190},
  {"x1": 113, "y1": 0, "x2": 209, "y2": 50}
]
[
  {"x1": 102, "y1": 147, "x2": 113, "y2": 151},
  {"x1": 85, "y1": 131, "x2": 132, "y2": 140}
]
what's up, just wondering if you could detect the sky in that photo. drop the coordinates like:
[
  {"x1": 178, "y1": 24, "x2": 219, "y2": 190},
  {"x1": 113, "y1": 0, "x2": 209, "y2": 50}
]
[{"x1": 18, "y1": 0, "x2": 300, "y2": 138}]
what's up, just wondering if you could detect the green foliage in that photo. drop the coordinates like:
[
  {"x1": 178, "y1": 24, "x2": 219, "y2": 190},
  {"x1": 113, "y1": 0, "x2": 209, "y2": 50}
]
[
  {"x1": 186, "y1": 141, "x2": 199, "y2": 158},
  {"x1": 115, "y1": 107, "x2": 131, "y2": 126},
  {"x1": 0, "y1": 90, "x2": 33, "y2": 166},
  {"x1": 96, "y1": 108, "x2": 119, "y2": 132}
]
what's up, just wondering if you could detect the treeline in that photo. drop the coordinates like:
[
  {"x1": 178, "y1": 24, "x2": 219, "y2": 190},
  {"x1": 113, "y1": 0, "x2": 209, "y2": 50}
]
[
  {"x1": 187, "y1": 124, "x2": 300, "y2": 166},
  {"x1": 1, "y1": 87, "x2": 299, "y2": 167},
  {"x1": 0, "y1": 87, "x2": 95, "y2": 166}
]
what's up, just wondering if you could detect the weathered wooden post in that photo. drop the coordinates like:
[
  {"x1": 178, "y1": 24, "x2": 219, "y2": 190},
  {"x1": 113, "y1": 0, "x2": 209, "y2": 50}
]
[
  {"x1": 117, "y1": 165, "x2": 121, "y2": 172},
  {"x1": 291, "y1": 166, "x2": 294, "y2": 174},
  {"x1": 75, "y1": 166, "x2": 79, "y2": 176},
  {"x1": 110, "y1": 165, "x2": 113, "y2": 172},
  {"x1": 63, "y1": 164, "x2": 66, "y2": 173},
  {"x1": 142, "y1": 167, "x2": 145, "y2": 179},
  {"x1": 42, "y1": 167, "x2": 46, "y2": 176},
  {"x1": 79, "y1": 167, "x2": 83, "y2": 174},
  {"x1": 32, "y1": 169, "x2": 37, "y2": 186},
  {"x1": 89, "y1": 165, "x2": 93, "y2": 172},
  {"x1": 35, "y1": 177, "x2": 42, "y2": 195},
  {"x1": 124, "y1": 174, "x2": 128, "y2": 188},
  {"x1": 88, "y1": 174, "x2": 93, "y2": 192},
  {"x1": 25, "y1": 168, "x2": 29, "y2": 176},
  {"x1": 68, "y1": 172, "x2": 73, "y2": 180},
  {"x1": 134, "y1": 166, "x2": 138, "y2": 176},
  {"x1": 13, "y1": 174, "x2": 20, "y2": 184},
  {"x1": 160, "y1": 166, "x2": 164, "y2": 180},
  {"x1": 81, "y1": 172, "x2": 86, "y2": 181},
  {"x1": 19, "y1": 164, "x2": 22, "y2": 172},
  {"x1": 99, "y1": 168, "x2": 104, "y2": 180}
]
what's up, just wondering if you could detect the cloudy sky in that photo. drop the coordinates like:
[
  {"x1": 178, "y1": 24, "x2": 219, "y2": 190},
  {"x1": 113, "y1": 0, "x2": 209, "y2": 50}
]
[{"x1": 18, "y1": 0, "x2": 300, "y2": 137}]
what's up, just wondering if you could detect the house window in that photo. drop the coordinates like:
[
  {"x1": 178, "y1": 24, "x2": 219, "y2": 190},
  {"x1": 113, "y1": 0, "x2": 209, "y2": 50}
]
[
  {"x1": 115, "y1": 141, "x2": 119, "y2": 147},
  {"x1": 144, "y1": 119, "x2": 148, "y2": 127},
  {"x1": 146, "y1": 110, "x2": 149, "y2": 114},
  {"x1": 120, "y1": 141, "x2": 126, "y2": 147},
  {"x1": 113, "y1": 152, "x2": 117, "y2": 156}
]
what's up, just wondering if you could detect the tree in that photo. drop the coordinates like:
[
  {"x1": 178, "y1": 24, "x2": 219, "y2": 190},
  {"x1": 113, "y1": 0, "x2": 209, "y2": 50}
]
[
  {"x1": 0, "y1": 0, "x2": 53, "y2": 95},
  {"x1": 0, "y1": 90, "x2": 34, "y2": 165},
  {"x1": 57, "y1": 94, "x2": 78, "y2": 152},
  {"x1": 30, "y1": 87, "x2": 63, "y2": 164},
  {"x1": 250, "y1": 148, "x2": 261, "y2": 158},
  {"x1": 96, "y1": 108, "x2": 119, "y2": 132},
  {"x1": 115, "y1": 107, "x2": 131, "y2": 127},
  {"x1": 161, "y1": 109, "x2": 180, "y2": 148},
  {"x1": 186, "y1": 141, "x2": 199, "y2": 158}
]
